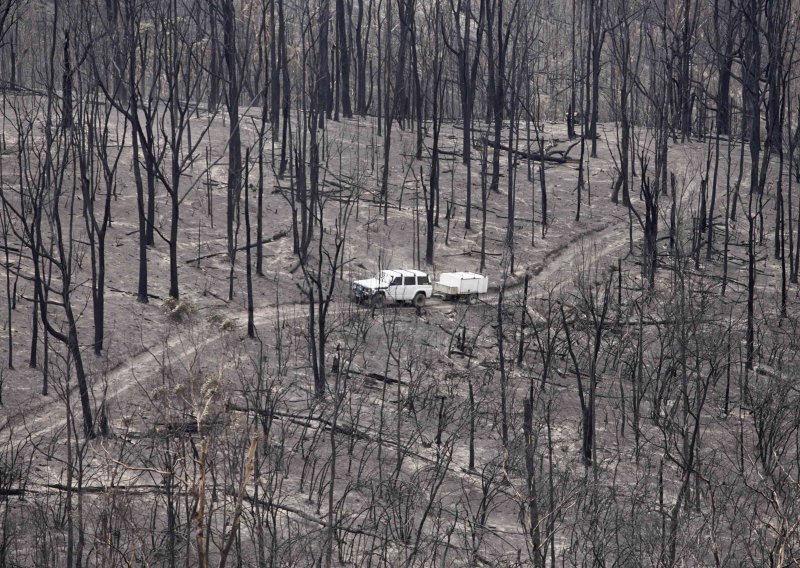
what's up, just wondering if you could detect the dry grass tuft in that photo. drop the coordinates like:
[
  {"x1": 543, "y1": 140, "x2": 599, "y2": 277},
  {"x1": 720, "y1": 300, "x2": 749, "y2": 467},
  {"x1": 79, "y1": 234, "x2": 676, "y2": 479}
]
[{"x1": 162, "y1": 296, "x2": 196, "y2": 321}]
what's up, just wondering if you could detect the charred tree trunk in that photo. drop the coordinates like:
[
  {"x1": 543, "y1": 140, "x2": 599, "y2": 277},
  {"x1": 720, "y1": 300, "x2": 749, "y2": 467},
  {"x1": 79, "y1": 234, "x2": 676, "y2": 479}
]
[
  {"x1": 124, "y1": 0, "x2": 148, "y2": 302},
  {"x1": 523, "y1": 398, "x2": 543, "y2": 568},
  {"x1": 567, "y1": 0, "x2": 577, "y2": 139},
  {"x1": 317, "y1": 0, "x2": 332, "y2": 123},
  {"x1": 588, "y1": 0, "x2": 603, "y2": 157},
  {"x1": 278, "y1": 0, "x2": 291, "y2": 177},
  {"x1": 223, "y1": 0, "x2": 242, "y2": 264},
  {"x1": 208, "y1": 0, "x2": 220, "y2": 113},
  {"x1": 425, "y1": 44, "x2": 443, "y2": 265},
  {"x1": 446, "y1": 0, "x2": 484, "y2": 229},
  {"x1": 335, "y1": 0, "x2": 352, "y2": 118},
  {"x1": 379, "y1": 0, "x2": 393, "y2": 214},
  {"x1": 487, "y1": 0, "x2": 504, "y2": 195},
  {"x1": 678, "y1": 0, "x2": 694, "y2": 140},
  {"x1": 245, "y1": 152, "x2": 255, "y2": 337},
  {"x1": 354, "y1": 0, "x2": 373, "y2": 116},
  {"x1": 610, "y1": 7, "x2": 631, "y2": 206},
  {"x1": 62, "y1": 31, "x2": 73, "y2": 130},
  {"x1": 269, "y1": 0, "x2": 280, "y2": 140},
  {"x1": 744, "y1": 0, "x2": 761, "y2": 196}
]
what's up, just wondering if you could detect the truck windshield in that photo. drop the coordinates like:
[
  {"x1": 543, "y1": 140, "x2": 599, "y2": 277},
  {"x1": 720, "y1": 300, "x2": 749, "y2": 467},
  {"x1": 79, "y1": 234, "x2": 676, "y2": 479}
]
[{"x1": 378, "y1": 272, "x2": 395, "y2": 284}]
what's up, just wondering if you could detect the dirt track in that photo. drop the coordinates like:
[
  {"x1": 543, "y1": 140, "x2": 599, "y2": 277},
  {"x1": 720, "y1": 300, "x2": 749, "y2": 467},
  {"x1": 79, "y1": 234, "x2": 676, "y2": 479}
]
[{"x1": 6, "y1": 209, "x2": 632, "y2": 450}]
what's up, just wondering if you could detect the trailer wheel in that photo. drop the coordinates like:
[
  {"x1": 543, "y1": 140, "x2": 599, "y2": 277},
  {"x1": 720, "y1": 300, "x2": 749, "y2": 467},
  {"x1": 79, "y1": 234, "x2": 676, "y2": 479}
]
[
  {"x1": 413, "y1": 293, "x2": 426, "y2": 308},
  {"x1": 467, "y1": 293, "x2": 478, "y2": 305},
  {"x1": 372, "y1": 293, "x2": 386, "y2": 308}
]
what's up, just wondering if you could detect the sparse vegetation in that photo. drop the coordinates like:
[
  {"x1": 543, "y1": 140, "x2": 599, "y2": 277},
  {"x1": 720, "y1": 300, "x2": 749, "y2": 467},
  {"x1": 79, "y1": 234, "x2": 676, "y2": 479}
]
[
  {"x1": 0, "y1": 0, "x2": 799, "y2": 565},
  {"x1": 162, "y1": 296, "x2": 196, "y2": 322}
]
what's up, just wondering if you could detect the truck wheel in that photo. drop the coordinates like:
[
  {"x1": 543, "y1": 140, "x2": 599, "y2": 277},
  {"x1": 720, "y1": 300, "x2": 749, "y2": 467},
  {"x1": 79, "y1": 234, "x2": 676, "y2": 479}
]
[
  {"x1": 372, "y1": 293, "x2": 386, "y2": 308},
  {"x1": 413, "y1": 293, "x2": 426, "y2": 308},
  {"x1": 467, "y1": 293, "x2": 478, "y2": 305}
]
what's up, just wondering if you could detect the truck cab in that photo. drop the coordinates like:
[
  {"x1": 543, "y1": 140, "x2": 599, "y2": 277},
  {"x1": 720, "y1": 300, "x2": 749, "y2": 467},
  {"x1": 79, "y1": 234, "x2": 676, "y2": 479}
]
[{"x1": 352, "y1": 269, "x2": 432, "y2": 307}]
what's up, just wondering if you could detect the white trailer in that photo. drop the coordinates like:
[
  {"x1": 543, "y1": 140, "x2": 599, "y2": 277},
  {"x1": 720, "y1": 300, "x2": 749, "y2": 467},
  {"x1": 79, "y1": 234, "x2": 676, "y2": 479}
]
[{"x1": 433, "y1": 272, "x2": 489, "y2": 304}]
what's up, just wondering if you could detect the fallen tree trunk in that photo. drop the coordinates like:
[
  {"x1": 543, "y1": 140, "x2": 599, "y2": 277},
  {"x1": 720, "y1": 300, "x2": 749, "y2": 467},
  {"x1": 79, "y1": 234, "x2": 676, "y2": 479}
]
[
  {"x1": 188, "y1": 230, "x2": 288, "y2": 263},
  {"x1": 487, "y1": 138, "x2": 581, "y2": 164},
  {"x1": 453, "y1": 124, "x2": 581, "y2": 163}
]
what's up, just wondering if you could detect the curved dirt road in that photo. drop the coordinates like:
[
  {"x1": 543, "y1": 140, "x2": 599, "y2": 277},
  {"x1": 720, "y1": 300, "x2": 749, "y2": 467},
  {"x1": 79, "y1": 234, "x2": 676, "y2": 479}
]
[{"x1": 6, "y1": 214, "x2": 632, "y2": 446}]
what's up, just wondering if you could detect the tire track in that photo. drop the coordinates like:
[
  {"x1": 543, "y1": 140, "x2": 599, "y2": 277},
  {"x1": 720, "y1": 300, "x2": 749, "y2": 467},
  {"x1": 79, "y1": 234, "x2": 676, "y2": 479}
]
[{"x1": 9, "y1": 212, "x2": 632, "y2": 443}]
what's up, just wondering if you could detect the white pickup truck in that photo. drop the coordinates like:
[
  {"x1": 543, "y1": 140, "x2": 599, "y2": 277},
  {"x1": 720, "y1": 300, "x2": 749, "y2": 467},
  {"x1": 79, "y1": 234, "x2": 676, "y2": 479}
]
[
  {"x1": 433, "y1": 272, "x2": 488, "y2": 304},
  {"x1": 351, "y1": 269, "x2": 433, "y2": 308}
]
